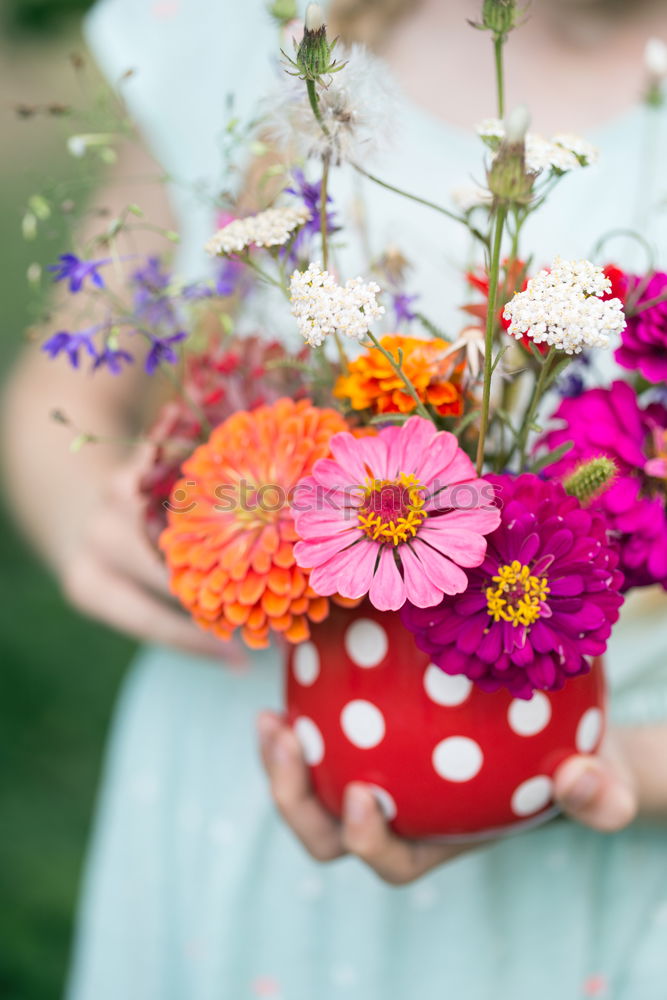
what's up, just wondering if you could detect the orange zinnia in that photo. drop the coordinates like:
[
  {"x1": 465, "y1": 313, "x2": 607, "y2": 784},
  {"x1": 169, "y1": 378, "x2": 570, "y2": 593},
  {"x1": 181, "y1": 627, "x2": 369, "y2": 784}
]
[
  {"x1": 160, "y1": 398, "x2": 348, "y2": 649},
  {"x1": 334, "y1": 335, "x2": 465, "y2": 417}
]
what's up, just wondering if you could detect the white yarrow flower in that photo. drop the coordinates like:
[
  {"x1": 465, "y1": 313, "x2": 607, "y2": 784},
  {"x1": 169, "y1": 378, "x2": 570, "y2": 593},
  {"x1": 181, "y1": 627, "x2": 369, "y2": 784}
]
[
  {"x1": 204, "y1": 204, "x2": 311, "y2": 256},
  {"x1": 503, "y1": 257, "x2": 626, "y2": 355},
  {"x1": 269, "y1": 44, "x2": 398, "y2": 165},
  {"x1": 477, "y1": 119, "x2": 598, "y2": 174},
  {"x1": 290, "y1": 262, "x2": 385, "y2": 347}
]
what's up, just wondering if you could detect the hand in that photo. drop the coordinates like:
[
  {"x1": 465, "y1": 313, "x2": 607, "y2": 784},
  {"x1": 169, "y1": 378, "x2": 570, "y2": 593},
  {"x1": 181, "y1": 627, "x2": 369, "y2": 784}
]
[
  {"x1": 257, "y1": 711, "x2": 471, "y2": 884},
  {"x1": 553, "y1": 732, "x2": 638, "y2": 832},
  {"x1": 258, "y1": 713, "x2": 639, "y2": 885},
  {"x1": 61, "y1": 447, "x2": 246, "y2": 663}
]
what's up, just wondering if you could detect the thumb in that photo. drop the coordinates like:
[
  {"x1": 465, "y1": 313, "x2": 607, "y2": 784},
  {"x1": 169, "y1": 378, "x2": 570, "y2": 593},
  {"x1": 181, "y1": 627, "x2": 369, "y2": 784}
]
[{"x1": 554, "y1": 754, "x2": 637, "y2": 833}]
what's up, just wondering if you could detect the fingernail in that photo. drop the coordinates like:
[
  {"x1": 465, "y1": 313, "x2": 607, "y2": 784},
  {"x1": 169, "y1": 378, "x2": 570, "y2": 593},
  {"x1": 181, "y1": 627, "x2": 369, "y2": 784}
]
[
  {"x1": 344, "y1": 785, "x2": 370, "y2": 824},
  {"x1": 562, "y1": 766, "x2": 601, "y2": 809}
]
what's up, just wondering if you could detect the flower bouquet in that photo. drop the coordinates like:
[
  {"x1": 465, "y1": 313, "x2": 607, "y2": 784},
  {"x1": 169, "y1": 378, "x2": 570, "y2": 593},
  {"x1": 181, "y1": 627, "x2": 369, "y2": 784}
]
[{"x1": 30, "y1": 2, "x2": 667, "y2": 838}]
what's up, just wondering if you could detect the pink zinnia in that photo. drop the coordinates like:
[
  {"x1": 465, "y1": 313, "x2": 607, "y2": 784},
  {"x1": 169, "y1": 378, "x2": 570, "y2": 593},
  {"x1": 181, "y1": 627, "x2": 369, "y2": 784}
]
[{"x1": 293, "y1": 416, "x2": 501, "y2": 611}]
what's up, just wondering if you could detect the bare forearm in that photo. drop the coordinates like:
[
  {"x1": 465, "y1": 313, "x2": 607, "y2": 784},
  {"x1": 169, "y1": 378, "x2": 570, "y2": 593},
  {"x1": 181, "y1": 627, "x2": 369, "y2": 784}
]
[{"x1": 615, "y1": 724, "x2": 667, "y2": 821}]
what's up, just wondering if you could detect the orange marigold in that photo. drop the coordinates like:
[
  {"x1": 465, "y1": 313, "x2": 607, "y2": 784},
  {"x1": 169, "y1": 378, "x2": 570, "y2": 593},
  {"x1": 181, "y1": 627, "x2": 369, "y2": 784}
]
[
  {"x1": 334, "y1": 335, "x2": 465, "y2": 417},
  {"x1": 159, "y1": 398, "x2": 348, "y2": 649}
]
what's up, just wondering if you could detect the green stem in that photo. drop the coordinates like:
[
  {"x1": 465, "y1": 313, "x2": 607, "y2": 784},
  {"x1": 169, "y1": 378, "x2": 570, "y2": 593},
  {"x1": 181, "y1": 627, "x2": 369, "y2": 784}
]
[
  {"x1": 306, "y1": 79, "x2": 329, "y2": 135},
  {"x1": 366, "y1": 331, "x2": 432, "y2": 421},
  {"x1": 515, "y1": 347, "x2": 556, "y2": 469},
  {"x1": 320, "y1": 153, "x2": 330, "y2": 270},
  {"x1": 239, "y1": 255, "x2": 289, "y2": 298},
  {"x1": 475, "y1": 203, "x2": 508, "y2": 475},
  {"x1": 351, "y1": 162, "x2": 485, "y2": 241},
  {"x1": 494, "y1": 36, "x2": 505, "y2": 118}
]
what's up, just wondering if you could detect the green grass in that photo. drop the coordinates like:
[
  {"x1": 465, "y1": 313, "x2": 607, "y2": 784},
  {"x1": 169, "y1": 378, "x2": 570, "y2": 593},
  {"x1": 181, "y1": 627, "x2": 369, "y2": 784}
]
[{"x1": 0, "y1": 124, "x2": 134, "y2": 999}]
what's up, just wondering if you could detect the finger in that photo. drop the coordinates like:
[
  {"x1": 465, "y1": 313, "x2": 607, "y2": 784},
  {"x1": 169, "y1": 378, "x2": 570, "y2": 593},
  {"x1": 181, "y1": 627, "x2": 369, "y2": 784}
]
[
  {"x1": 257, "y1": 713, "x2": 344, "y2": 862},
  {"x1": 341, "y1": 784, "x2": 464, "y2": 885},
  {"x1": 87, "y1": 500, "x2": 174, "y2": 599},
  {"x1": 64, "y1": 553, "x2": 244, "y2": 661},
  {"x1": 554, "y1": 754, "x2": 638, "y2": 832}
]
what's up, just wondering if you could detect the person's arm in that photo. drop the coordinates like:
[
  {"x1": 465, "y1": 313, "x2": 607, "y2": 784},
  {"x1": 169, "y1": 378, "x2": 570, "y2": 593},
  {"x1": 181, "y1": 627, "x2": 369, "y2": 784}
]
[{"x1": 2, "y1": 140, "x2": 242, "y2": 661}]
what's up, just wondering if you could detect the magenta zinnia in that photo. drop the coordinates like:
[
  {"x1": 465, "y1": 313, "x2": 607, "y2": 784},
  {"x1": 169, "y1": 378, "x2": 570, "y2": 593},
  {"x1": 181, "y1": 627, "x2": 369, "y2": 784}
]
[
  {"x1": 401, "y1": 474, "x2": 624, "y2": 699},
  {"x1": 542, "y1": 380, "x2": 667, "y2": 590},
  {"x1": 615, "y1": 271, "x2": 667, "y2": 383},
  {"x1": 293, "y1": 416, "x2": 500, "y2": 611}
]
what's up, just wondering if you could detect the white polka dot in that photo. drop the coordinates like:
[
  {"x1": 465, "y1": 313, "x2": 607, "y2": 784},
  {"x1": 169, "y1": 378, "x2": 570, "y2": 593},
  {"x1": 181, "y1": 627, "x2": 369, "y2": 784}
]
[
  {"x1": 366, "y1": 784, "x2": 397, "y2": 821},
  {"x1": 344, "y1": 618, "x2": 388, "y2": 668},
  {"x1": 576, "y1": 707, "x2": 603, "y2": 753},
  {"x1": 293, "y1": 641, "x2": 320, "y2": 686},
  {"x1": 508, "y1": 692, "x2": 552, "y2": 736},
  {"x1": 340, "y1": 700, "x2": 385, "y2": 748},
  {"x1": 511, "y1": 775, "x2": 553, "y2": 817},
  {"x1": 293, "y1": 716, "x2": 325, "y2": 765},
  {"x1": 423, "y1": 664, "x2": 472, "y2": 706},
  {"x1": 432, "y1": 736, "x2": 483, "y2": 782}
]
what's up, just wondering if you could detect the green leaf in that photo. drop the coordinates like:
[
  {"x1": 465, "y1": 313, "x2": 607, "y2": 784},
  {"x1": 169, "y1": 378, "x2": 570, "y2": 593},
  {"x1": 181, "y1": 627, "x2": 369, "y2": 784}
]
[
  {"x1": 531, "y1": 440, "x2": 574, "y2": 473},
  {"x1": 453, "y1": 409, "x2": 480, "y2": 438},
  {"x1": 369, "y1": 413, "x2": 411, "y2": 425}
]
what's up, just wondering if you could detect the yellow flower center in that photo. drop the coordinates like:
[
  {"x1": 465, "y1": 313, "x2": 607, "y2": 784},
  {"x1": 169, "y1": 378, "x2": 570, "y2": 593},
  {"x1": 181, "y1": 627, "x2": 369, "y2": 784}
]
[
  {"x1": 358, "y1": 473, "x2": 427, "y2": 546},
  {"x1": 485, "y1": 560, "x2": 549, "y2": 628}
]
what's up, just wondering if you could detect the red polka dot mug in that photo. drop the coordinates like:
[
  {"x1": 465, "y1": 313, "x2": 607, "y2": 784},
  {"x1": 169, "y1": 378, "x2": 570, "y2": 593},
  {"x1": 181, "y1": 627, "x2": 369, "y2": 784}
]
[{"x1": 285, "y1": 601, "x2": 606, "y2": 840}]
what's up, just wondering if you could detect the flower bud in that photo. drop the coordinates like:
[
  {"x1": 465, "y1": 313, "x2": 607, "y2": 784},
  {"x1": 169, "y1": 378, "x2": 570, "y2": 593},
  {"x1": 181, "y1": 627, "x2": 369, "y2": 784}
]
[
  {"x1": 295, "y1": 4, "x2": 331, "y2": 80},
  {"x1": 470, "y1": 0, "x2": 522, "y2": 40},
  {"x1": 563, "y1": 456, "x2": 617, "y2": 506},
  {"x1": 504, "y1": 104, "x2": 530, "y2": 143},
  {"x1": 645, "y1": 37, "x2": 667, "y2": 79},
  {"x1": 644, "y1": 37, "x2": 667, "y2": 106},
  {"x1": 305, "y1": 3, "x2": 325, "y2": 31},
  {"x1": 486, "y1": 113, "x2": 536, "y2": 205}
]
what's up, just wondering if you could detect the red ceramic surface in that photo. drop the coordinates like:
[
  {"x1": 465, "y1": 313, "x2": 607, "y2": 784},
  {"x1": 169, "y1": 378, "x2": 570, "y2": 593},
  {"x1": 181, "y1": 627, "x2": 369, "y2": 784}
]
[{"x1": 285, "y1": 602, "x2": 606, "y2": 839}]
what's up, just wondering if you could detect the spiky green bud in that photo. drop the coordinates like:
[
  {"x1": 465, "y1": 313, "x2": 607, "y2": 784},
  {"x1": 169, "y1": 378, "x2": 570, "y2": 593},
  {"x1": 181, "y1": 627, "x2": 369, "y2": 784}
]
[
  {"x1": 562, "y1": 456, "x2": 617, "y2": 506},
  {"x1": 284, "y1": 4, "x2": 345, "y2": 83},
  {"x1": 469, "y1": 0, "x2": 524, "y2": 41}
]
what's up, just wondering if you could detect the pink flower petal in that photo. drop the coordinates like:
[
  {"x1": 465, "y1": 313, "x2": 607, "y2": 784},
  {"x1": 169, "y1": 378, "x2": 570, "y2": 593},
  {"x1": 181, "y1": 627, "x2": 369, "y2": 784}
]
[
  {"x1": 294, "y1": 534, "x2": 360, "y2": 569},
  {"x1": 419, "y1": 525, "x2": 488, "y2": 568},
  {"x1": 409, "y1": 537, "x2": 469, "y2": 596},
  {"x1": 310, "y1": 460, "x2": 355, "y2": 496},
  {"x1": 399, "y1": 543, "x2": 444, "y2": 607},
  {"x1": 426, "y1": 476, "x2": 496, "y2": 513},
  {"x1": 426, "y1": 504, "x2": 501, "y2": 532},
  {"x1": 391, "y1": 417, "x2": 438, "y2": 476},
  {"x1": 317, "y1": 540, "x2": 378, "y2": 600},
  {"x1": 354, "y1": 433, "x2": 389, "y2": 481},
  {"x1": 294, "y1": 507, "x2": 355, "y2": 539},
  {"x1": 415, "y1": 431, "x2": 459, "y2": 485},
  {"x1": 369, "y1": 546, "x2": 406, "y2": 610},
  {"x1": 329, "y1": 432, "x2": 368, "y2": 482}
]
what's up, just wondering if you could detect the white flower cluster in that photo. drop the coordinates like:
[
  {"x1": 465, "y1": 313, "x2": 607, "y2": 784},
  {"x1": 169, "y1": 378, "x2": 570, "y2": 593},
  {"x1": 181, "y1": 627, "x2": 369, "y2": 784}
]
[
  {"x1": 204, "y1": 205, "x2": 311, "y2": 256},
  {"x1": 503, "y1": 257, "x2": 626, "y2": 355},
  {"x1": 290, "y1": 262, "x2": 385, "y2": 347},
  {"x1": 477, "y1": 119, "x2": 599, "y2": 175}
]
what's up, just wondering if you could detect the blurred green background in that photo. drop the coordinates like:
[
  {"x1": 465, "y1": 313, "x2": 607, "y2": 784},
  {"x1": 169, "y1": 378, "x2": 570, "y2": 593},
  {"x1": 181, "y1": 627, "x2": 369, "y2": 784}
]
[{"x1": 0, "y1": 3, "x2": 136, "y2": 997}]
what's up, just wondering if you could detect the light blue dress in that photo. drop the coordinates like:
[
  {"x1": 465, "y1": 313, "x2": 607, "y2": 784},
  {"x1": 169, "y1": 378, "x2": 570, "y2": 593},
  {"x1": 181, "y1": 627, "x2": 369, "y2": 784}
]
[{"x1": 69, "y1": 2, "x2": 667, "y2": 997}]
